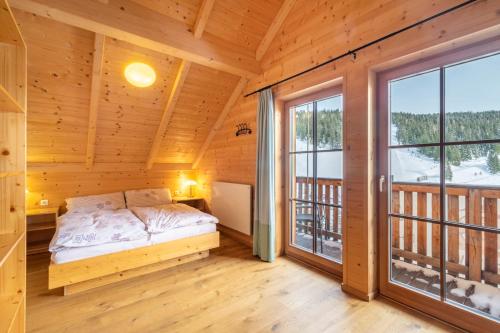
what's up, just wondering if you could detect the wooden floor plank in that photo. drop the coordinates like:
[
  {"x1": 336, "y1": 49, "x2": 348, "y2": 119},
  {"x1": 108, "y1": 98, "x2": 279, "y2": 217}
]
[{"x1": 27, "y1": 236, "x2": 457, "y2": 332}]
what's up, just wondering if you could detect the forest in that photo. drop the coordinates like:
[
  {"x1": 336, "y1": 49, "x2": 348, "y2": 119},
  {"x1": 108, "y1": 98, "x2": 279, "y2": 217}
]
[
  {"x1": 392, "y1": 111, "x2": 499, "y2": 174},
  {"x1": 295, "y1": 109, "x2": 499, "y2": 175}
]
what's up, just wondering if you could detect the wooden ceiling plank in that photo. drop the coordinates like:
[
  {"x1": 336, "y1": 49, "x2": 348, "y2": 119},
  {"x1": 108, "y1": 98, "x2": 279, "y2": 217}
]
[
  {"x1": 10, "y1": 0, "x2": 261, "y2": 77},
  {"x1": 192, "y1": 77, "x2": 247, "y2": 169},
  {"x1": 146, "y1": 60, "x2": 191, "y2": 169},
  {"x1": 193, "y1": 0, "x2": 215, "y2": 39},
  {"x1": 255, "y1": 0, "x2": 296, "y2": 61},
  {"x1": 85, "y1": 33, "x2": 105, "y2": 169}
]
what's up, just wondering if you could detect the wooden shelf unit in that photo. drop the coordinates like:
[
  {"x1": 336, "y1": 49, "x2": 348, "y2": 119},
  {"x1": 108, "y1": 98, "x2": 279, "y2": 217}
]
[
  {"x1": 0, "y1": 84, "x2": 24, "y2": 114},
  {"x1": 0, "y1": 233, "x2": 24, "y2": 266},
  {"x1": 0, "y1": 292, "x2": 24, "y2": 333},
  {"x1": 0, "y1": 0, "x2": 27, "y2": 332}
]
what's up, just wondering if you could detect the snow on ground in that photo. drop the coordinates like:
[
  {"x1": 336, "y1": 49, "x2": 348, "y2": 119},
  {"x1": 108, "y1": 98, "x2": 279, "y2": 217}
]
[
  {"x1": 393, "y1": 259, "x2": 500, "y2": 319},
  {"x1": 389, "y1": 124, "x2": 500, "y2": 185}
]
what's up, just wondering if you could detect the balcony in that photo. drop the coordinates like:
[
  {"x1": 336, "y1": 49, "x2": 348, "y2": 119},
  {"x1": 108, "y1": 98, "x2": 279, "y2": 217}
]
[{"x1": 294, "y1": 176, "x2": 500, "y2": 319}]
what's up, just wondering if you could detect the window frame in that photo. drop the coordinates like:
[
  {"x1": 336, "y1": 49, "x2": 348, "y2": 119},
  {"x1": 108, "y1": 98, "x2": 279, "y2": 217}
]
[
  {"x1": 285, "y1": 85, "x2": 344, "y2": 274},
  {"x1": 377, "y1": 36, "x2": 500, "y2": 331}
]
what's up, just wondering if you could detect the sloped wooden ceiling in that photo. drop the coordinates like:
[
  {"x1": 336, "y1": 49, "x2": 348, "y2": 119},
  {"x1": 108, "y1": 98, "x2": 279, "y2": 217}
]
[
  {"x1": 204, "y1": 0, "x2": 283, "y2": 52},
  {"x1": 19, "y1": 12, "x2": 94, "y2": 163},
  {"x1": 12, "y1": 0, "x2": 294, "y2": 169}
]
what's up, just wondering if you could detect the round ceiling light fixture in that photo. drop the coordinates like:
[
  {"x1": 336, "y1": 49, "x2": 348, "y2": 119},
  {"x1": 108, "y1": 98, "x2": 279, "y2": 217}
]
[{"x1": 124, "y1": 62, "x2": 156, "y2": 87}]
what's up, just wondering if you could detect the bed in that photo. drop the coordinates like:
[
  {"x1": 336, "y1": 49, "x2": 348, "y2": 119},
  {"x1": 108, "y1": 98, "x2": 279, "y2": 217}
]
[{"x1": 48, "y1": 189, "x2": 220, "y2": 295}]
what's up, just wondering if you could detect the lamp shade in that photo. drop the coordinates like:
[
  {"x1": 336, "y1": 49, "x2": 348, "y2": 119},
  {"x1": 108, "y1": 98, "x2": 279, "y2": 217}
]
[{"x1": 185, "y1": 180, "x2": 197, "y2": 186}]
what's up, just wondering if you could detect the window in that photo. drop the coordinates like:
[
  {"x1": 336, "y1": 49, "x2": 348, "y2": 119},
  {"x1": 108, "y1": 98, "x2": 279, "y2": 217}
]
[
  {"x1": 385, "y1": 51, "x2": 500, "y2": 321},
  {"x1": 287, "y1": 88, "x2": 343, "y2": 263}
]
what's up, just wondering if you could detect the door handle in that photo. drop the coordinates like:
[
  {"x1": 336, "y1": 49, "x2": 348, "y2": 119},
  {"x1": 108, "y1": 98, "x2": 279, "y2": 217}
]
[{"x1": 379, "y1": 175, "x2": 385, "y2": 193}]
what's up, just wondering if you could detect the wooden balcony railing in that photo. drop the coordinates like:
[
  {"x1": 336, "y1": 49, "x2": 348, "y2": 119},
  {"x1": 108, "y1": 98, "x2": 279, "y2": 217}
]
[
  {"x1": 295, "y1": 177, "x2": 342, "y2": 241},
  {"x1": 295, "y1": 177, "x2": 500, "y2": 286}
]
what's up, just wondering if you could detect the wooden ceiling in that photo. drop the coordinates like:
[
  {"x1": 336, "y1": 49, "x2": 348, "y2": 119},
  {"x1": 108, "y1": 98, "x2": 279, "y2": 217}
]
[{"x1": 12, "y1": 0, "x2": 296, "y2": 169}]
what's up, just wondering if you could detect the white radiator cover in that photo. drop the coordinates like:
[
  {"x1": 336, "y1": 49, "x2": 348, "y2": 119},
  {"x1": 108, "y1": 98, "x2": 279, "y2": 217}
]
[{"x1": 211, "y1": 181, "x2": 252, "y2": 235}]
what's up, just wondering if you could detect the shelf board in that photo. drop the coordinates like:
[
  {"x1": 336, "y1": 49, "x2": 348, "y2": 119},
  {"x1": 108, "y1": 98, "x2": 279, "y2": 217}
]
[
  {"x1": 0, "y1": 84, "x2": 24, "y2": 114},
  {"x1": 0, "y1": 232, "x2": 24, "y2": 267},
  {"x1": 27, "y1": 240, "x2": 49, "y2": 255},
  {"x1": 0, "y1": 292, "x2": 23, "y2": 333},
  {"x1": 27, "y1": 222, "x2": 55, "y2": 232},
  {"x1": 0, "y1": 171, "x2": 24, "y2": 179}
]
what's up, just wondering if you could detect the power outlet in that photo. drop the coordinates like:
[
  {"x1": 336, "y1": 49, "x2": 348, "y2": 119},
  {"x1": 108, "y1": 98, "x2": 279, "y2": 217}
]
[
  {"x1": 40, "y1": 199, "x2": 49, "y2": 206},
  {"x1": 174, "y1": 190, "x2": 180, "y2": 196}
]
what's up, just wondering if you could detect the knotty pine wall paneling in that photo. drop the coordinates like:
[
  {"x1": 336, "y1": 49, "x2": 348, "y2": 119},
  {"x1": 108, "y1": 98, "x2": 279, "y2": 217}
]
[{"x1": 195, "y1": 0, "x2": 500, "y2": 301}]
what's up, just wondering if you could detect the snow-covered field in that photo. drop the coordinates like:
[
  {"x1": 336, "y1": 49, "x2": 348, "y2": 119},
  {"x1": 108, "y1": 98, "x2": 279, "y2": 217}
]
[
  {"x1": 392, "y1": 149, "x2": 500, "y2": 185},
  {"x1": 390, "y1": 124, "x2": 500, "y2": 185}
]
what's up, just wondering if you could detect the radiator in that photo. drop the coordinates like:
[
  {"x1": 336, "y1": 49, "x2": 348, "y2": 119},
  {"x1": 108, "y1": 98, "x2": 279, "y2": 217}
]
[{"x1": 211, "y1": 181, "x2": 252, "y2": 235}]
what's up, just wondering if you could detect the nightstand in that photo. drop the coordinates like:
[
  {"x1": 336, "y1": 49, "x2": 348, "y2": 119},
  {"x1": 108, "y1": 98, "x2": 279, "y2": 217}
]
[
  {"x1": 26, "y1": 207, "x2": 59, "y2": 255},
  {"x1": 173, "y1": 197, "x2": 206, "y2": 212}
]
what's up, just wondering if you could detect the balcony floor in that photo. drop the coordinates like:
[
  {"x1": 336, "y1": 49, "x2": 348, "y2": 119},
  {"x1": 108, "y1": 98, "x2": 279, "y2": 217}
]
[{"x1": 295, "y1": 232, "x2": 342, "y2": 262}]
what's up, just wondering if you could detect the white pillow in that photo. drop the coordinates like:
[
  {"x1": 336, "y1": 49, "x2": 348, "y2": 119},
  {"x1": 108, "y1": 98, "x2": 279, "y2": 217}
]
[
  {"x1": 125, "y1": 188, "x2": 172, "y2": 207},
  {"x1": 66, "y1": 192, "x2": 126, "y2": 213}
]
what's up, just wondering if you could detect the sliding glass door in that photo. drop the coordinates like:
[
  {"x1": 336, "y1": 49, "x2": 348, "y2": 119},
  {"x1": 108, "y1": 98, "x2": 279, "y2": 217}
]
[
  {"x1": 378, "y1": 41, "x2": 500, "y2": 328},
  {"x1": 286, "y1": 87, "x2": 343, "y2": 269}
]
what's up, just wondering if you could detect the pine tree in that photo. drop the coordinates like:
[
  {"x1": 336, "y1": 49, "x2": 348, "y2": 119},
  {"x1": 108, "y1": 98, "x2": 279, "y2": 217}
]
[
  {"x1": 445, "y1": 162, "x2": 453, "y2": 181},
  {"x1": 487, "y1": 149, "x2": 500, "y2": 174}
]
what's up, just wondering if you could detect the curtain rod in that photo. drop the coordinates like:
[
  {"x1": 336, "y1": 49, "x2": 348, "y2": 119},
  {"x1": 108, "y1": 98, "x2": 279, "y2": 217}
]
[{"x1": 244, "y1": 0, "x2": 478, "y2": 98}]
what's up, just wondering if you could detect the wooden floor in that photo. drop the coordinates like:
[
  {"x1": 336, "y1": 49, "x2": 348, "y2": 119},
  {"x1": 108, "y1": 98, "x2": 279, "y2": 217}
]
[{"x1": 27, "y1": 236, "x2": 458, "y2": 333}]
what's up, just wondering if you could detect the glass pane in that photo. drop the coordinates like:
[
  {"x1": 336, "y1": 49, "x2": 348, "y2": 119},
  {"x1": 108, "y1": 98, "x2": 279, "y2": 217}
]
[
  {"x1": 290, "y1": 153, "x2": 313, "y2": 201},
  {"x1": 445, "y1": 53, "x2": 500, "y2": 142},
  {"x1": 391, "y1": 218, "x2": 441, "y2": 296},
  {"x1": 390, "y1": 70, "x2": 440, "y2": 146},
  {"x1": 445, "y1": 226, "x2": 500, "y2": 320},
  {"x1": 315, "y1": 204, "x2": 342, "y2": 262},
  {"x1": 445, "y1": 143, "x2": 500, "y2": 187},
  {"x1": 444, "y1": 143, "x2": 499, "y2": 228},
  {"x1": 290, "y1": 102, "x2": 313, "y2": 152},
  {"x1": 291, "y1": 199, "x2": 313, "y2": 252},
  {"x1": 390, "y1": 147, "x2": 441, "y2": 219},
  {"x1": 316, "y1": 151, "x2": 342, "y2": 205},
  {"x1": 317, "y1": 95, "x2": 343, "y2": 150}
]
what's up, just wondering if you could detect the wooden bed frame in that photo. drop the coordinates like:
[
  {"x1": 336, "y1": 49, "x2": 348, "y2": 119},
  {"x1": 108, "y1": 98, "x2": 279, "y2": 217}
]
[{"x1": 49, "y1": 232, "x2": 220, "y2": 295}]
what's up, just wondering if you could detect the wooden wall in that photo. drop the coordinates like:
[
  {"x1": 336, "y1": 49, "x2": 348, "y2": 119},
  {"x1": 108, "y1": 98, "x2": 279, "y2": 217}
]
[
  {"x1": 26, "y1": 164, "x2": 194, "y2": 210},
  {"x1": 195, "y1": 0, "x2": 500, "y2": 299},
  {"x1": 196, "y1": 93, "x2": 258, "y2": 204},
  {"x1": 15, "y1": 11, "x2": 199, "y2": 210}
]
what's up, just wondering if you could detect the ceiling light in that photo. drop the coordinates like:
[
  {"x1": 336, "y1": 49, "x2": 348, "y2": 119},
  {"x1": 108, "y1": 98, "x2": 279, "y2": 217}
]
[{"x1": 124, "y1": 62, "x2": 156, "y2": 87}]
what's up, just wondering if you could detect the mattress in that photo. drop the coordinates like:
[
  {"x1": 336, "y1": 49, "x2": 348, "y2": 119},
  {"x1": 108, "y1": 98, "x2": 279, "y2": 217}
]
[{"x1": 51, "y1": 222, "x2": 217, "y2": 264}]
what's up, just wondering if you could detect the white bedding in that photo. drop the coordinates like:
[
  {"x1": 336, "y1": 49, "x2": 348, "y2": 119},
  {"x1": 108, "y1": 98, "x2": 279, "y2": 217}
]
[
  {"x1": 49, "y1": 209, "x2": 149, "y2": 252},
  {"x1": 51, "y1": 222, "x2": 217, "y2": 264},
  {"x1": 130, "y1": 203, "x2": 218, "y2": 234}
]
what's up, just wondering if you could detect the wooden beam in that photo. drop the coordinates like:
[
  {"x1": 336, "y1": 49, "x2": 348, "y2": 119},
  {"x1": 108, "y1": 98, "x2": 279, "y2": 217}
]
[
  {"x1": 85, "y1": 33, "x2": 105, "y2": 169},
  {"x1": 193, "y1": 0, "x2": 215, "y2": 39},
  {"x1": 255, "y1": 0, "x2": 296, "y2": 61},
  {"x1": 10, "y1": 0, "x2": 261, "y2": 77},
  {"x1": 146, "y1": 60, "x2": 191, "y2": 169},
  {"x1": 192, "y1": 77, "x2": 247, "y2": 169}
]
